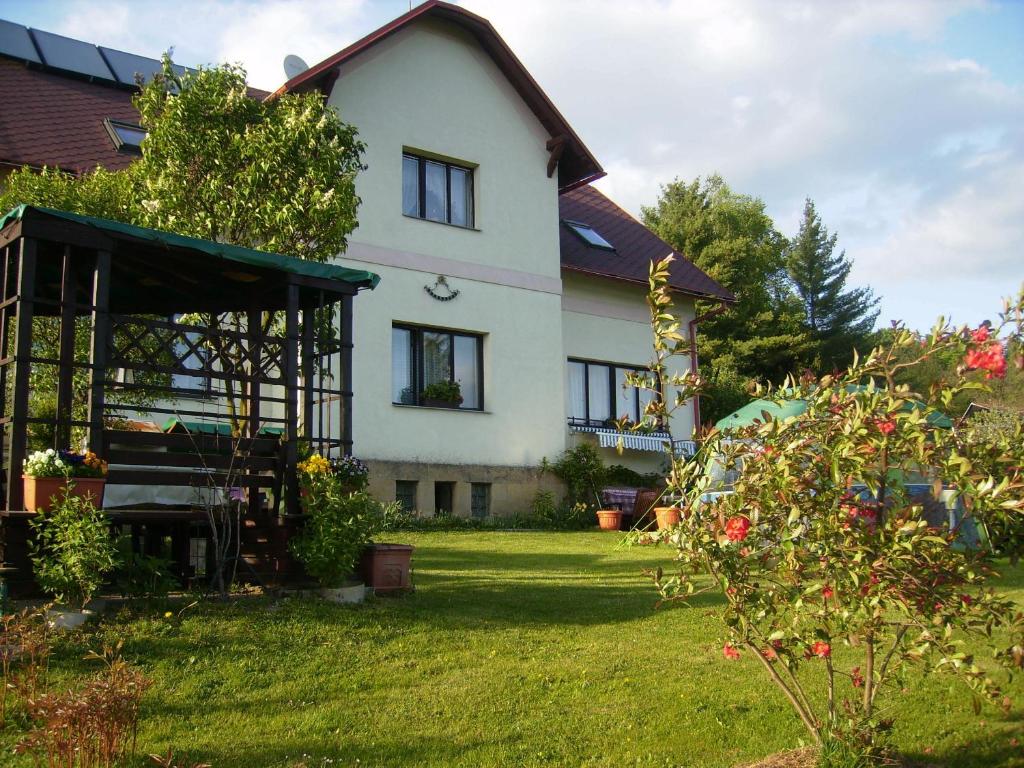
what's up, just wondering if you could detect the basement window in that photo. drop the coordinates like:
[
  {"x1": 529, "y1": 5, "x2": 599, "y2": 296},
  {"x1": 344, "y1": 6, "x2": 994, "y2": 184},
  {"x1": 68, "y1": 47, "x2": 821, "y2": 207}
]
[
  {"x1": 104, "y1": 118, "x2": 146, "y2": 154},
  {"x1": 563, "y1": 220, "x2": 615, "y2": 251}
]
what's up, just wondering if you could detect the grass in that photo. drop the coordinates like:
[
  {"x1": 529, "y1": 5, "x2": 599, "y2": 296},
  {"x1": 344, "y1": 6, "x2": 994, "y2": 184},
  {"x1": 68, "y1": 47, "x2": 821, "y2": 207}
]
[{"x1": 4, "y1": 531, "x2": 1023, "y2": 767}]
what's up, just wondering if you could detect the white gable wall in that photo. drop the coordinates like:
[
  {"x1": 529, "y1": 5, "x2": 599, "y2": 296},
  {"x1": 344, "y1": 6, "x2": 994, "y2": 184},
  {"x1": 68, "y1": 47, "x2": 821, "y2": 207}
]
[{"x1": 326, "y1": 19, "x2": 567, "y2": 474}]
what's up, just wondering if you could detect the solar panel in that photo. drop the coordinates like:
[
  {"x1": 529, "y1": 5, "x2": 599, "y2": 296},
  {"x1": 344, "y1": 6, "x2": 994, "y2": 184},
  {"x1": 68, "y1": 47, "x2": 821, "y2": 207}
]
[
  {"x1": 31, "y1": 28, "x2": 114, "y2": 80},
  {"x1": 100, "y1": 47, "x2": 165, "y2": 84},
  {"x1": 0, "y1": 20, "x2": 41, "y2": 63}
]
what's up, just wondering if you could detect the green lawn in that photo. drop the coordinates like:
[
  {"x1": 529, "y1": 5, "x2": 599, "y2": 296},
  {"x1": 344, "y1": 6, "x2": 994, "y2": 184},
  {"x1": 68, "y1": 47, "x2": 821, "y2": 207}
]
[{"x1": 5, "y1": 531, "x2": 1023, "y2": 767}]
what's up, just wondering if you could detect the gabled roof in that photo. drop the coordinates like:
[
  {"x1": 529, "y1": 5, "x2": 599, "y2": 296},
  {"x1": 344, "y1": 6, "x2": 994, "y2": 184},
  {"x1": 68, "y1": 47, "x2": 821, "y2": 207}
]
[
  {"x1": 0, "y1": 57, "x2": 138, "y2": 173},
  {"x1": 559, "y1": 184, "x2": 734, "y2": 302},
  {"x1": 273, "y1": 0, "x2": 604, "y2": 193}
]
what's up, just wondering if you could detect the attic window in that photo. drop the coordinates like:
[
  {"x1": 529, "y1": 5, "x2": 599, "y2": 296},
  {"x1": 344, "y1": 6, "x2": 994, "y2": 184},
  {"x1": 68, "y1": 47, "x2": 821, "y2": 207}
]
[
  {"x1": 104, "y1": 118, "x2": 146, "y2": 154},
  {"x1": 564, "y1": 220, "x2": 614, "y2": 251}
]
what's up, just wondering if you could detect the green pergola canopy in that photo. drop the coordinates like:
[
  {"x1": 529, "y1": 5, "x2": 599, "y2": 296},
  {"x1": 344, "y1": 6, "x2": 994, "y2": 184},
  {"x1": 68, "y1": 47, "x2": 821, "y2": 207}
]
[
  {"x1": 716, "y1": 386, "x2": 954, "y2": 431},
  {"x1": 0, "y1": 204, "x2": 381, "y2": 290}
]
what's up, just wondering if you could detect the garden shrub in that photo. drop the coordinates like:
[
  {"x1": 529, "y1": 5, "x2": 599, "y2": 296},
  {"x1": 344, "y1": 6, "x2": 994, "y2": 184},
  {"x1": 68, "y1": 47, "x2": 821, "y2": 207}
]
[
  {"x1": 29, "y1": 489, "x2": 118, "y2": 609},
  {"x1": 15, "y1": 644, "x2": 151, "y2": 768},
  {"x1": 635, "y1": 255, "x2": 1024, "y2": 761},
  {"x1": 543, "y1": 444, "x2": 607, "y2": 509}
]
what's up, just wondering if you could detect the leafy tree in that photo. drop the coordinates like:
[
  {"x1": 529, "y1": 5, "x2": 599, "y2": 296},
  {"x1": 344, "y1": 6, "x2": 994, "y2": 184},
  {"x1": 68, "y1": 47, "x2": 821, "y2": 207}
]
[
  {"x1": 786, "y1": 198, "x2": 879, "y2": 369},
  {"x1": 641, "y1": 175, "x2": 811, "y2": 424},
  {"x1": 0, "y1": 58, "x2": 365, "y2": 435}
]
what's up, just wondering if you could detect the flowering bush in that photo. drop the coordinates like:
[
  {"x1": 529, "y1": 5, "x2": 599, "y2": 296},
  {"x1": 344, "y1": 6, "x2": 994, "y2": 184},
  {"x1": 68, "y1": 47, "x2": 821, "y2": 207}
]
[
  {"x1": 634, "y1": 256, "x2": 1024, "y2": 760},
  {"x1": 23, "y1": 449, "x2": 108, "y2": 479},
  {"x1": 297, "y1": 453, "x2": 331, "y2": 476}
]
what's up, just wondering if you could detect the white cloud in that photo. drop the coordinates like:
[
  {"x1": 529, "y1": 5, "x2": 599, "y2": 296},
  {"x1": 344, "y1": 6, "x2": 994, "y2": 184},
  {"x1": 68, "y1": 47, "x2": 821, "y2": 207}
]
[{"x1": 18, "y1": 0, "x2": 1023, "y2": 330}]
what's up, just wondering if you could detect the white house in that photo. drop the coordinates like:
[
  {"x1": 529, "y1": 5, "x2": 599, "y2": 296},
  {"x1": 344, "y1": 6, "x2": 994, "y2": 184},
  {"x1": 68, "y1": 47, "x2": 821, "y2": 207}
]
[
  {"x1": 274, "y1": 2, "x2": 733, "y2": 517},
  {"x1": 0, "y1": 2, "x2": 733, "y2": 519}
]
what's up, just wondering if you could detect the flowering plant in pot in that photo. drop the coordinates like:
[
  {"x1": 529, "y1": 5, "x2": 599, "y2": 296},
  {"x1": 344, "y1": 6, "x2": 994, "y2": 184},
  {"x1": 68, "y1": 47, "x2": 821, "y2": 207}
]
[
  {"x1": 29, "y1": 488, "x2": 118, "y2": 628},
  {"x1": 329, "y1": 455, "x2": 370, "y2": 494},
  {"x1": 289, "y1": 466, "x2": 378, "y2": 603},
  {"x1": 23, "y1": 448, "x2": 108, "y2": 513},
  {"x1": 420, "y1": 380, "x2": 463, "y2": 408},
  {"x1": 631, "y1": 256, "x2": 1024, "y2": 764}
]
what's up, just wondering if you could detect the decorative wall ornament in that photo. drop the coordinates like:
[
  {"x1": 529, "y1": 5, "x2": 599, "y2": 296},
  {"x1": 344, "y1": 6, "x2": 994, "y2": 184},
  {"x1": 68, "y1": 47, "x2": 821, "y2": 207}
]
[{"x1": 425, "y1": 275, "x2": 460, "y2": 302}]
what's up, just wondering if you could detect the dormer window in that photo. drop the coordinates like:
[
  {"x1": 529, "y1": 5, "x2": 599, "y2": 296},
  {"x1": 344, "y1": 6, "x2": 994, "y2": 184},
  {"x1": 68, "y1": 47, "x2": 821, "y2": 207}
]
[
  {"x1": 104, "y1": 118, "x2": 146, "y2": 154},
  {"x1": 564, "y1": 220, "x2": 614, "y2": 251},
  {"x1": 402, "y1": 152, "x2": 474, "y2": 228}
]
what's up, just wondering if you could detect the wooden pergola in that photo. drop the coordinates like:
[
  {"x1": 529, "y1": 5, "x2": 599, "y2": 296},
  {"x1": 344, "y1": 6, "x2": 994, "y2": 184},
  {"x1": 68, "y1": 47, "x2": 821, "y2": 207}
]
[{"x1": 0, "y1": 205, "x2": 379, "y2": 591}]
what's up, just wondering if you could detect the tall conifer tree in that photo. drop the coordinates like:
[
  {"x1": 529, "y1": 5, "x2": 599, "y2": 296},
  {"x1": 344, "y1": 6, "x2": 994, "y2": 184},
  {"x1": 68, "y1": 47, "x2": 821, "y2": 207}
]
[{"x1": 786, "y1": 198, "x2": 879, "y2": 367}]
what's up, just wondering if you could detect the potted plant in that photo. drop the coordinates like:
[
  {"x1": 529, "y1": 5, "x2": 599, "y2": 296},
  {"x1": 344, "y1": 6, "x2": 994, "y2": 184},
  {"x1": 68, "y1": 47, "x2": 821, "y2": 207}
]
[
  {"x1": 290, "y1": 464, "x2": 377, "y2": 603},
  {"x1": 330, "y1": 455, "x2": 370, "y2": 495},
  {"x1": 420, "y1": 380, "x2": 463, "y2": 408},
  {"x1": 28, "y1": 488, "x2": 118, "y2": 629},
  {"x1": 654, "y1": 505, "x2": 682, "y2": 529},
  {"x1": 23, "y1": 448, "x2": 108, "y2": 513},
  {"x1": 596, "y1": 509, "x2": 623, "y2": 530},
  {"x1": 359, "y1": 501, "x2": 415, "y2": 594}
]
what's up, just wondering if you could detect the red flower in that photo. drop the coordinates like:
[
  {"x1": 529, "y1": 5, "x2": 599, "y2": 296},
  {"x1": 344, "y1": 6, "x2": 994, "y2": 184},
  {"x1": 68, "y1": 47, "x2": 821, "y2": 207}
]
[
  {"x1": 972, "y1": 325, "x2": 990, "y2": 343},
  {"x1": 723, "y1": 643, "x2": 741, "y2": 661},
  {"x1": 811, "y1": 641, "x2": 831, "y2": 658},
  {"x1": 725, "y1": 516, "x2": 751, "y2": 542},
  {"x1": 965, "y1": 341, "x2": 1007, "y2": 380},
  {"x1": 851, "y1": 666, "x2": 864, "y2": 688},
  {"x1": 822, "y1": 585, "x2": 834, "y2": 600},
  {"x1": 874, "y1": 419, "x2": 896, "y2": 436},
  {"x1": 960, "y1": 594, "x2": 973, "y2": 606},
  {"x1": 726, "y1": 586, "x2": 737, "y2": 597}
]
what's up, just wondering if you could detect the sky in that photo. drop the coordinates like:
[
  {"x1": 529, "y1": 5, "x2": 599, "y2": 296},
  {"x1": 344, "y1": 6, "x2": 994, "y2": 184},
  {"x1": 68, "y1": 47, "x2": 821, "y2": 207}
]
[{"x1": 1, "y1": 0, "x2": 1021, "y2": 332}]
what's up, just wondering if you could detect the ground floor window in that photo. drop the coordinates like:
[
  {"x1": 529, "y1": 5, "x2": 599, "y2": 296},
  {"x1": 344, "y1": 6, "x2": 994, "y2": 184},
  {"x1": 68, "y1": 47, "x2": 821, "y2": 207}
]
[
  {"x1": 392, "y1": 324, "x2": 483, "y2": 409},
  {"x1": 470, "y1": 482, "x2": 491, "y2": 518},
  {"x1": 567, "y1": 358, "x2": 656, "y2": 426},
  {"x1": 396, "y1": 480, "x2": 418, "y2": 512},
  {"x1": 435, "y1": 481, "x2": 455, "y2": 516}
]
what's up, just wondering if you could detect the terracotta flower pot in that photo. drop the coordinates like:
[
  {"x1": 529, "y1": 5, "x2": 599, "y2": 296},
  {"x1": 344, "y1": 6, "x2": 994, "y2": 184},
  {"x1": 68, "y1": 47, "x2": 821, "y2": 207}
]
[
  {"x1": 654, "y1": 506, "x2": 682, "y2": 530},
  {"x1": 23, "y1": 476, "x2": 106, "y2": 513},
  {"x1": 360, "y1": 543, "x2": 414, "y2": 594},
  {"x1": 596, "y1": 509, "x2": 623, "y2": 531}
]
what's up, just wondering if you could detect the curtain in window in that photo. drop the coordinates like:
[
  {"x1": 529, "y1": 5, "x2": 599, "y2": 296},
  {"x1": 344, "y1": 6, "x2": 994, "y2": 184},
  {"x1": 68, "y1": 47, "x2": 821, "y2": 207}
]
[
  {"x1": 402, "y1": 156, "x2": 419, "y2": 216},
  {"x1": 454, "y1": 335, "x2": 479, "y2": 409},
  {"x1": 424, "y1": 161, "x2": 446, "y2": 222},
  {"x1": 588, "y1": 365, "x2": 610, "y2": 422},
  {"x1": 391, "y1": 327, "x2": 413, "y2": 403},
  {"x1": 568, "y1": 361, "x2": 586, "y2": 420},
  {"x1": 422, "y1": 331, "x2": 451, "y2": 388},
  {"x1": 615, "y1": 367, "x2": 639, "y2": 422},
  {"x1": 450, "y1": 167, "x2": 471, "y2": 227}
]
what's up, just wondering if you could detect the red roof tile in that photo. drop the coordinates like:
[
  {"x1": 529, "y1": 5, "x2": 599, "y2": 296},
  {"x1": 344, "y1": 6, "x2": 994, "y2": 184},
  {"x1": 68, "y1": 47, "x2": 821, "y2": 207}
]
[
  {"x1": 274, "y1": 0, "x2": 604, "y2": 193},
  {"x1": 0, "y1": 58, "x2": 138, "y2": 173},
  {"x1": 559, "y1": 184, "x2": 734, "y2": 302}
]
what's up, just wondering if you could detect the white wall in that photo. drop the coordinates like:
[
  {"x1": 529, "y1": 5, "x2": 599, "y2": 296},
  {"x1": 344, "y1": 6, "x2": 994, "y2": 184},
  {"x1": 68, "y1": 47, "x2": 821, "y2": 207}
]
[{"x1": 326, "y1": 18, "x2": 567, "y2": 467}]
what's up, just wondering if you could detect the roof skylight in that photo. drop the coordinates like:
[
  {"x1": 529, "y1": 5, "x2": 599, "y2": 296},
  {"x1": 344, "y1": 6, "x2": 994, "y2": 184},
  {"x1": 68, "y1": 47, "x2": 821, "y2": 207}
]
[
  {"x1": 564, "y1": 220, "x2": 615, "y2": 251},
  {"x1": 104, "y1": 118, "x2": 146, "y2": 154}
]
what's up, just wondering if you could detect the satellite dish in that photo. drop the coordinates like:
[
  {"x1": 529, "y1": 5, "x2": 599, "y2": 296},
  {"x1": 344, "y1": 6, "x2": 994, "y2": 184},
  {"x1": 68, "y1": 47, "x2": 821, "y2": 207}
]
[{"x1": 283, "y1": 54, "x2": 309, "y2": 80}]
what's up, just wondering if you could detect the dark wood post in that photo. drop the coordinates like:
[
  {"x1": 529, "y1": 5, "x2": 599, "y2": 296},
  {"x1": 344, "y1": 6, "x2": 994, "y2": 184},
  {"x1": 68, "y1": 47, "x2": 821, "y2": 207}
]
[
  {"x1": 0, "y1": 245, "x2": 14, "y2": 503},
  {"x1": 340, "y1": 294, "x2": 353, "y2": 457},
  {"x1": 246, "y1": 305, "x2": 262, "y2": 441},
  {"x1": 7, "y1": 238, "x2": 36, "y2": 511},
  {"x1": 55, "y1": 245, "x2": 77, "y2": 449},
  {"x1": 87, "y1": 251, "x2": 111, "y2": 456},
  {"x1": 284, "y1": 283, "x2": 300, "y2": 517},
  {"x1": 300, "y1": 306, "x2": 315, "y2": 447}
]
